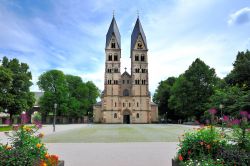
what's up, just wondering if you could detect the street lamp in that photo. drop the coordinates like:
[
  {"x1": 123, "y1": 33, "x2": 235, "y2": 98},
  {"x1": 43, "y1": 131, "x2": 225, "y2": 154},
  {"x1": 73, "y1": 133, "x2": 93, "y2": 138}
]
[
  {"x1": 165, "y1": 112, "x2": 168, "y2": 124},
  {"x1": 53, "y1": 103, "x2": 57, "y2": 132},
  {"x1": 219, "y1": 104, "x2": 224, "y2": 131}
]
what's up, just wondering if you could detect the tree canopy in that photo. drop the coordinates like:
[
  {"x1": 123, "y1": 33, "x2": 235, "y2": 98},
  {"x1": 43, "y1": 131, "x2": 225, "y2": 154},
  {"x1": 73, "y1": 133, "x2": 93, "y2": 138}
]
[
  {"x1": 154, "y1": 51, "x2": 250, "y2": 122},
  {"x1": 38, "y1": 70, "x2": 100, "y2": 118},
  {"x1": 225, "y1": 50, "x2": 250, "y2": 89},
  {"x1": 0, "y1": 56, "x2": 35, "y2": 122}
]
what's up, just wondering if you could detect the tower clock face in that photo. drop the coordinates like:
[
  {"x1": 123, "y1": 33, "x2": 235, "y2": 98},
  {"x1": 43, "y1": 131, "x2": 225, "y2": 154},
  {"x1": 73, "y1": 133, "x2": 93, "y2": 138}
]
[{"x1": 137, "y1": 41, "x2": 143, "y2": 49}]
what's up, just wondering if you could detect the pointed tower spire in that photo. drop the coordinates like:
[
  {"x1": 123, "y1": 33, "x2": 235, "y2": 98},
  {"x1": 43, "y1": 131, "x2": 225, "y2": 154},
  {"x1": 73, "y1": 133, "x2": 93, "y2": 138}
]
[
  {"x1": 131, "y1": 17, "x2": 147, "y2": 51},
  {"x1": 106, "y1": 16, "x2": 121, "y2": 49}
]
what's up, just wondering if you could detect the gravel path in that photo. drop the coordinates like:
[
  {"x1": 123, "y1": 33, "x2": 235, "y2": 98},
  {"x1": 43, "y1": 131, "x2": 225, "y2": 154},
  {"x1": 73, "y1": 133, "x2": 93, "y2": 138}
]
[{"x1": 47, "y1": 142, "x2": 178, "y2": 166}]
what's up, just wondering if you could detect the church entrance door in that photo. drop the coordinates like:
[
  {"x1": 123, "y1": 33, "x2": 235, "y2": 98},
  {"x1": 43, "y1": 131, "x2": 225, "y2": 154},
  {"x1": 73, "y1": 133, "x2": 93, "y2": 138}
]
[{"x1": 123, "y1": 115, "x2": 130, "y2": 124}]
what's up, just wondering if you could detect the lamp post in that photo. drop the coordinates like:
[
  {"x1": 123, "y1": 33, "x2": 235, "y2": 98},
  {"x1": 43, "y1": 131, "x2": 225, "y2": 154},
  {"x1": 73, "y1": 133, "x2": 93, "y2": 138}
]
[
  {"x1": 53, "y1": 103, "x2": 57, "y2": 132},
  {"x1": 219, "y1": 104, "x2": 224, "y2": 131},
  {"x1": 165, "y1": 112, "x2": 168, "y2": 124}
]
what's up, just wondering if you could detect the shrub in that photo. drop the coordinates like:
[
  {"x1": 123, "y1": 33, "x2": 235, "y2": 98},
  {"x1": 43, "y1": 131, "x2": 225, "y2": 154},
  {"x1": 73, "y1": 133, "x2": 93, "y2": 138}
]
[
  {"x1": 0, "y1": 124, "x2": 59, "y2": 166},
  {"x1": 178, "y1": 126, "x2": 227, "y2": 162},
  {"x1": 32, "y1": 111, "x2": 42, "y2": 124}
]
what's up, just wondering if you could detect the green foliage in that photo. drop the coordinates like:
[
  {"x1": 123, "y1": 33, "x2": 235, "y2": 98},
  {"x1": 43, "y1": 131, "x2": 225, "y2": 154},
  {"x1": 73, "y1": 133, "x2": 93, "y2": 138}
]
[
  {"x1": 32, "y1": 112, "x2": 42, "y2": 123},
  {"x1": 169, "y1": 75, "x2": 193, "y2": 118},
  {"x1": 38, "y1": 71, "x2": 100, "y2": 118},
  {"x1": 180, "y1": 157, "x2": 224, "y2": 166},
  {"x1": 225, "y1": 50, "x2": 250, "y2": 89},
  {"x1": 207, "y1": 85, "x2": 250, "y2": 116},
  {"x1": 0, "y1": 126, "x2": 12, "y2": 132},
  {"x1": 38, "y1": 70, "x2": 69, "y2": 116},
  {"x1": 153, "y1": 77, "x2": 176, "y2": 117},
  {"x1": 0, "y1": 56, "x2": 35, "y2": 122},
  {"x1": 0, "y1": 125, "x2": 47, "y2": 166},
  {"x1": 177, "y1": 111, "x2": 250, "y2": 166},
  {"x1": 168, "y1": 58, "x2": 217, "y2": 119},
  {"x1": 178, "y1": 126, "x2": 227, "y2": 161}
]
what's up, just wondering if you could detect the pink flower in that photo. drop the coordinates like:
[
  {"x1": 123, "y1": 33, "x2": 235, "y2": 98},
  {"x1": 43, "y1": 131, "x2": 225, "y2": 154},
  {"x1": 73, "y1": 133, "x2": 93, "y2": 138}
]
[
  {"x1": 20, "y1": 113, "x2": 28, "y2": 124},
  {"x1": 4, "y1": 119, "x2": 10, "y2": 125},
  {"x1": 223, "y1": 115, "x2": 229, "y2": 122},
  {"x1": 248, "y1": 114, "x2": 250, "y2": 120},
  {"x1": 209, "y1": 108, "x2": 217, "y2": 115},
  {"x1": 231, "y1": 119, "x2": 240, "y2": 125},
  {"x1": 34, "y1": 120, "x2": 42, "y2": 129},
  {"x1": 240, "y1": 111, "x2": 248, "y2": 117}
]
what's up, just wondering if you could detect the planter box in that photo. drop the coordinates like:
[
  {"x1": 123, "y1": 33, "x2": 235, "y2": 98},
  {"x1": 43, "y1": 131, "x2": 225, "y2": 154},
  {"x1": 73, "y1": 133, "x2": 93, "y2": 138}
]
[{"x1": 172, "y1": 159, "x2": 180, "y2": 166}]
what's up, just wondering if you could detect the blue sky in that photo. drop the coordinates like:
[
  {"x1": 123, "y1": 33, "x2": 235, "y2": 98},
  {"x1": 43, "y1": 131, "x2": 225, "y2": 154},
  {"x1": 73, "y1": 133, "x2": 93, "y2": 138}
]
[{"x1": 0, "y1": 0, "x2": 250, "y2": 95}]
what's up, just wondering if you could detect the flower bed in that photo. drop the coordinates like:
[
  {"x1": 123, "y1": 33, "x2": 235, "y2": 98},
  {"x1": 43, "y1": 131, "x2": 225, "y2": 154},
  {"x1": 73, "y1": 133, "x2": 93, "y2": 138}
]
[
  {"x1": 174, "y1": 110, "x2": 250, "y2": 166},
  {"x1": 0, "y1": 123, "x2": 63, "y2": 166}
]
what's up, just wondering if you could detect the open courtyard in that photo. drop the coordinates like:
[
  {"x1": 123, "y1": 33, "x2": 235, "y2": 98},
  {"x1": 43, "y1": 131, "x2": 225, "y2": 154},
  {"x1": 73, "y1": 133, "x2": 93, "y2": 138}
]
[
  {"x1": 41, "y1": 124, "x2": 188, "y2": 166},
  {"x1": 42, "y1": 124, "x2": 194, "y2": 143}
]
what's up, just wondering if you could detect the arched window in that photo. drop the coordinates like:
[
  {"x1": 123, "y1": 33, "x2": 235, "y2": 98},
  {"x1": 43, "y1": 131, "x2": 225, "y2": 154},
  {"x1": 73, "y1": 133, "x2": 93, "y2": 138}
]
[
  {"x1": 114, "y1": 54, "x2": 118, "y2": 61},
  {"x1": 136, "y1": 113, "x2": 139, "y2": 118},
  {"x1": 141, "y1": 55, "x2": 145, "y2": 61},
  {"x1": 135, "y1": 55, "x2": 139, "y2": 61},
  {"x1": 114, "y1": 113, "x2": 117, "y2": 118},
  {"x1": 108, "y1": 54, "x2": 112, "y2": 61},
  {"x1": 123, "y1": 89, "x2": 129, "y2": 96},
  {"x1": 111, "y1": 39, "x2": 116, "y2": 48}
]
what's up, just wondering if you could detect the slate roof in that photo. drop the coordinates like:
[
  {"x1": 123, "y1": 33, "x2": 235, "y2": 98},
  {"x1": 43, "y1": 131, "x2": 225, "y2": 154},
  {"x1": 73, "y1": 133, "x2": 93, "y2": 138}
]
[
  {"x1": 131, "y1": 18, "x2": 147, "y2": 52},
  {"x1": 106, "y1": 17, "x2": 121, "y2": 49}
]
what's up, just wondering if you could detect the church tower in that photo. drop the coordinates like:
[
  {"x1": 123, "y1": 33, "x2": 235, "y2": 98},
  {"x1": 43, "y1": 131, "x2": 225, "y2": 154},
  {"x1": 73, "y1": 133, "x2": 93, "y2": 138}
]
[
  {"x1": 93, "y1": 16, "x2": 158, "y2": 124},
  {"x1": 102, "y1": 16, "x2": 121, "y2": 122},
  {"x1": 131, "y1": 18, "x2": 150, "y2": 119}
]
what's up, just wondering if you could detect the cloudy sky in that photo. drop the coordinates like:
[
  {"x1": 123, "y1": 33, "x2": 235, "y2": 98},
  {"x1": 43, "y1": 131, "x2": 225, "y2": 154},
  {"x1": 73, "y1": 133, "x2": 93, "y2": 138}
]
[{"x1": 0, "y1": 0, "x2": 250, "y2": 95}]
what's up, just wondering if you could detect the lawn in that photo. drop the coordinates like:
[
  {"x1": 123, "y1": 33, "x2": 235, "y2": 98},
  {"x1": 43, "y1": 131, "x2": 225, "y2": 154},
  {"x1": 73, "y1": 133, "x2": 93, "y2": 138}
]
[
  {"x1": 43, "y1": 124, "x2": 196, "y2": 143},
  {"x1": 0, "y1": 125, "x2": 12, "y2": 132}
]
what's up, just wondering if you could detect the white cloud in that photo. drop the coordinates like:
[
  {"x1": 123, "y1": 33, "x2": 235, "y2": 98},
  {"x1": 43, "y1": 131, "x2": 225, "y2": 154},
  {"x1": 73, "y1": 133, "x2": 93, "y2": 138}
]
[{"x1": 228, "y1": 7, "x2": 250, "y2": 25}]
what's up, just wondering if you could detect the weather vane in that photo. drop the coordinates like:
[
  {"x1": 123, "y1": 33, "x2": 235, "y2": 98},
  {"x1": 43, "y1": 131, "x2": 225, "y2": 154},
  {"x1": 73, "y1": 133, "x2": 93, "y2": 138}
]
[
  {"x1": 113, "y1": 10, "x2": 115, "y2": 17},
  {"x1": 137, "y1": 10, "x2": 139, "y2": 18}
]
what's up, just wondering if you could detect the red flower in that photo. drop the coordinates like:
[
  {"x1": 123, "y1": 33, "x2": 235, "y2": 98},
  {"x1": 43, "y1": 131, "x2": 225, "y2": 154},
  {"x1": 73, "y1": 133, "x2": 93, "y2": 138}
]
[
  {"x1": 209, "y1": 108, "x2": 217, "y2": 115},
  {"x1": 206, "y1": 144, "x2": 211, "y2": 149},
  {"x1": 178, "y1": 154, "x2": 183, "y2": 161},
  {"x1": 188, "y1": 150, "x2": 191, "y2": 155}
]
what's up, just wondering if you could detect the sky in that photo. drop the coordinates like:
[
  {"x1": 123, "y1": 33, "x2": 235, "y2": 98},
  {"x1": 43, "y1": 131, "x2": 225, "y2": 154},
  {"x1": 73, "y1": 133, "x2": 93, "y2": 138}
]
[{"x1": 0, "y1": 0, "x2": 250, "y2": 96}]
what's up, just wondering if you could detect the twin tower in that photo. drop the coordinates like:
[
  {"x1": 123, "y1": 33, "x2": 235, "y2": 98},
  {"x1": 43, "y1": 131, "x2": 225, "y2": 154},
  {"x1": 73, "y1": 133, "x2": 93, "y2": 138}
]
[{"x1": 93, "y1": 17, "x2": 158, "y2": 124}]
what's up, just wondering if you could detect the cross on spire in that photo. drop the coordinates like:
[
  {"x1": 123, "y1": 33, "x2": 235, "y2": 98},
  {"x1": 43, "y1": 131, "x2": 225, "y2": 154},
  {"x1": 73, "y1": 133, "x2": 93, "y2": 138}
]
[
  {"x1": 137, "y1": 10, "x2": 139, "y2": 18},
  {"x1": 113, "y1": 10, "x2": 115, "y2": 17}
]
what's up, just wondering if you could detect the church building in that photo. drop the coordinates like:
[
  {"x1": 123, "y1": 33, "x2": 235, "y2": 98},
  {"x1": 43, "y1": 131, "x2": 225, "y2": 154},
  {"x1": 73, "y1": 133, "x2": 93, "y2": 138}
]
[{"x1": 93, "y1": 16, "x2": 158, "y2": 123}]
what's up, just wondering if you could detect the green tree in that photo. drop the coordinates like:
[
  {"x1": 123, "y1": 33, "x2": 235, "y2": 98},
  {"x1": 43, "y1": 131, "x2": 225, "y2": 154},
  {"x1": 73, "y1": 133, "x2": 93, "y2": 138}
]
[
  {"x1": 84, "y1": 81, "x2": 100, "y2": 116},
  {"x1": 0, "y1": 56, "x2": 35, "y2": 123},
  {"x1": 207, "y1": 85, "x2": 250, "y2": 117},
  {"x1": 225, "y1": 50, "x2": 250, "y2": 89},
  {"x1": 37, "y1": 70, "x2": 69, "y2": 116},
  {"x1": 169, "y1": 58, "x2": 217, "y2": 120},
  {"x1": 0, "y1": 66, "x2": 13, "y2": 112},
  {"x1": 38, "y1": 72, "x2": 100, "y2": 119},
  {"x1": 168, "y1": 75, "x2": 193, "y2": 119},
  {"x1": 153, "y1": 77, "x2": 176, "y2": 119},
  {"x1": 65, "y1": 75, "x2": 86, "y2": 117}
]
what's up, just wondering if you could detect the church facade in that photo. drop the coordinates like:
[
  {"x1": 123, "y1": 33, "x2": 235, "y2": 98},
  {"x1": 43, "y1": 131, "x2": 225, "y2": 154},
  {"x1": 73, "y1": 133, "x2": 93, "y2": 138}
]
[{"x1": 93, "y1": 17, "x2": 158, "y2": 124}]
